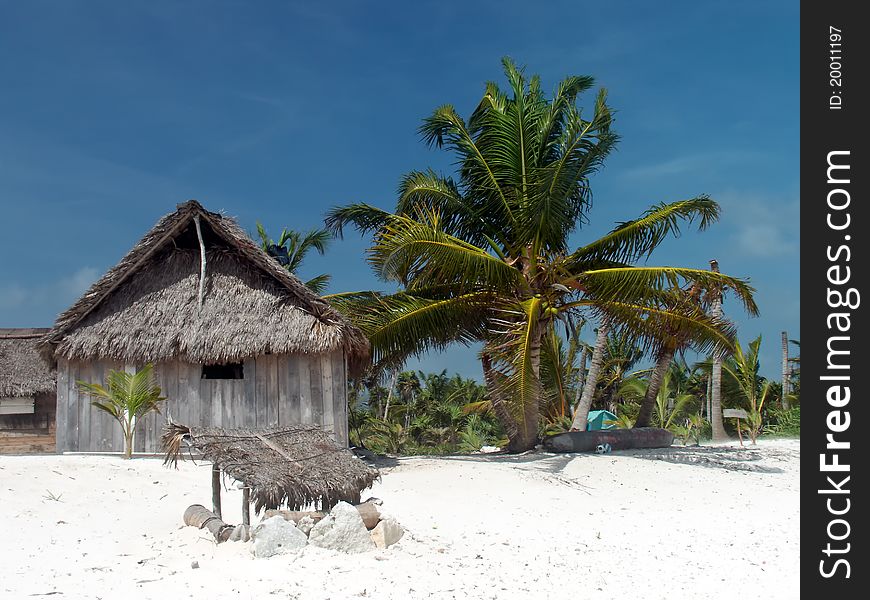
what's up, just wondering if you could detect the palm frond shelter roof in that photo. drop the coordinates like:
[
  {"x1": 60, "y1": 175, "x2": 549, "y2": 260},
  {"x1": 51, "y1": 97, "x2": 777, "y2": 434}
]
[{"x1": 162, "y1": 422, "x2": 379, "y2": 512}]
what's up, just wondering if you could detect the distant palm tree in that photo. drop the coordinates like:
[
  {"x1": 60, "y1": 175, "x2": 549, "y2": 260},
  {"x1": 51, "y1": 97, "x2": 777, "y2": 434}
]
[
  {"x1": 634, "y1": 274, "x2": 756, "y2": 428},
  {"x1": 327, "y1": 59, "x2": 756, "y2": 452},
  {"x1": 76, "y1": 364, "x2": 166, "y2": 459},
  {"x1": 708, "y1": 259, "x2": 729, "y2": 442},
  {"x1": 781, "y1": 331, "x2": 790, "y2": 410},
  {"x1": 256, "y1": 223, "x2": 333, "y2": 294},
  {"x1": 397, "y1": 371, "x2": 422, "y2": 427}
]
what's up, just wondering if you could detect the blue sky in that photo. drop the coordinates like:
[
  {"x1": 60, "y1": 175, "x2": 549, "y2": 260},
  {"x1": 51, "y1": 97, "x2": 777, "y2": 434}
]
[{"x1": 0, "y1": 1, "x2": 798, "y2": 379}]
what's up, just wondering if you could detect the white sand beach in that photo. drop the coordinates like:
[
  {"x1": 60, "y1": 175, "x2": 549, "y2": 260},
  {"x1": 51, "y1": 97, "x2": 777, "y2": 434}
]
[{"x1": 0, "y1": 439, "x2": 799, "y2": 600}]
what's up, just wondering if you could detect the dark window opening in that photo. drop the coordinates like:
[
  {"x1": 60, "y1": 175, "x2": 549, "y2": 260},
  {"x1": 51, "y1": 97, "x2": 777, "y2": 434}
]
[{"x1": 202, "y1": 363, "x2": 244, "y2": 379}]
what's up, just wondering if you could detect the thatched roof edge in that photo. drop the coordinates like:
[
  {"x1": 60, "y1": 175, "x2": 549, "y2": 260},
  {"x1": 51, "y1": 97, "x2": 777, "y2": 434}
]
[{"x1": 0, "y1": 329, "x2": 56, "y2": 397}]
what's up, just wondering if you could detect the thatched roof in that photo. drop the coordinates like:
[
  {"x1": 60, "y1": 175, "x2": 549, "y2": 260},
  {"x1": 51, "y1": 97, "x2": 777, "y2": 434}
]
[
  {"x1": 0, "y1": 329, "x2": 56, "y2": 397},
  {"x1": 162, "y1": 423, "x2": 379, "y2": 512},
  {"x1": 40, "y1": 200, "x2": 368, "y2": 367}
]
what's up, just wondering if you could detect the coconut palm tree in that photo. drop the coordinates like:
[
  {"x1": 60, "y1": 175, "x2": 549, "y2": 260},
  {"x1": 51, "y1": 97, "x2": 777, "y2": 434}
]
[
  {"x1": 76, "y1": 364, "x2": 166, "y2": 459},
  {"x1": 326, "y1": 59, "x2": 756, "y2": 452},
  {"x1": 256, "y1": 223, "x2": 333, "y2": 293}
]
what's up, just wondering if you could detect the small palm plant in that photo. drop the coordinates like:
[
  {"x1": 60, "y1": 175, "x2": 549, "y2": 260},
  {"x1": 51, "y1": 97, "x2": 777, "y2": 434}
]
[
  {"x1": 722, "y1": 335, "x2": 770, "y2": 445},
  {"x1": 76, "y1": 364, "x2": 166, "y2": 459},
  {"x1": 743, "y1": 382, "x2": 770, "y2": 444}
]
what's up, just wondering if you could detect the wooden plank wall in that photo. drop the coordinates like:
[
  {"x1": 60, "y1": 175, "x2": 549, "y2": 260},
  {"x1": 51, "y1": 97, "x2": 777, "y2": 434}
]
[
  {"x1": 56, "y1": 350, "x2": 349, "y2": 453},
  {"x1": 0, "y1": 392, "x2": 58, "y2": 454}
]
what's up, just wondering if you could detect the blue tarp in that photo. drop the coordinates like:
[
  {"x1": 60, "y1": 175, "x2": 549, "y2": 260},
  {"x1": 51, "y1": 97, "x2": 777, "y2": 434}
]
[{"x1": 586, "y1": 409, "x2": 618, "y2": 431}]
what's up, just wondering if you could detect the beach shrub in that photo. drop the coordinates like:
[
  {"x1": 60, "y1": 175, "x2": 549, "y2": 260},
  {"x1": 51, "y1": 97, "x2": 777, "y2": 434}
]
[
  {"x1": 671, "y1": 413, "x2": 706, "y2": 445},
  {"x1": 764, "y1": 405, "x2": 800, "y2": 437}
]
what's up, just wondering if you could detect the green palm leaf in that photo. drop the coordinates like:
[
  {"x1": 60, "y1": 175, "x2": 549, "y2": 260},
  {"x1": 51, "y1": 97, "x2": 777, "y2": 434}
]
[{"x1": 571, "y1": 197, "x2": 720, "y2": 265}]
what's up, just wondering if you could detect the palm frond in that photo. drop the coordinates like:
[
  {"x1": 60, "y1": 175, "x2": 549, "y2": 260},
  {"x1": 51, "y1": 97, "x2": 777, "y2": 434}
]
[
  {"x1": 304, "y1": 273, "x2": 331, "y2": 294},
  {"x1": 368, "y1": 210, "x2": 526, "y2": 291},
  {"x1": 330, "y1": 288, "x2": 498, "y2": 371},
  {"x1": 570, "y1": 266, "x2": 759, "y2": 316},
  {"x1": 324, "y1": 203, "x2": 394, "y2": 238},
  {"x1": 570, "y1": 197, "x2": 720, "y2": 266}
]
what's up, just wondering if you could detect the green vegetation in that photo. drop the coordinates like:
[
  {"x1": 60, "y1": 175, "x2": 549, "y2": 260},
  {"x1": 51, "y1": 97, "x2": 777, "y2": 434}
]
[
  {"x1": 348, "y1": 330, "x2": 800, "y2": 456},
  {"x1": 764, "y1": 405, "x2": 801, "y2": 437},
  {"x1": 349, "y1": 370, "x2": 505, "y2": 456}
]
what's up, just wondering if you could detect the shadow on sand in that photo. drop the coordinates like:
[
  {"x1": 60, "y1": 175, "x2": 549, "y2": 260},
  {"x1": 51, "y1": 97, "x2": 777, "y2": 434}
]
[
  {"x1": 369, "y1": 443, "x2": 797, "y2": 476},
  {"x1": 612, "y1": 445, "x2": 794, "y2": 473}
]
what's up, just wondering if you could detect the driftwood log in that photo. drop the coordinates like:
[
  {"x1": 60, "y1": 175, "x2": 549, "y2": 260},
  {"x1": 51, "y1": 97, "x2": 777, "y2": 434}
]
[
  {"x1": 264, "y1": 500, "x2": 381, "y2": 530},
  {"x1": 543, "y1": 427, "x2": 675, "y2": 453},
  {"x1": 184, "y1": 504, "x2": 250, "y2": 543}
]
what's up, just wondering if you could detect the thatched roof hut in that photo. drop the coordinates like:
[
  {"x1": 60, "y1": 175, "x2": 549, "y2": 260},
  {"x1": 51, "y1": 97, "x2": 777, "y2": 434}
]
[
  {"x1": 1, "y1": 328, "x2": 57, "y2": 454},
  {"x1": 1, "y1": 329, "x2": 55, "y2": 398},
  {"x1": 40, "y1": 200, "x2": 368, "y2": 367},
  {"x1": 42, "y1": 201, "x2": 368, "y2": 453},
  {"x1": 162, "y1": 423, "x2": 379, "y2": 513}
]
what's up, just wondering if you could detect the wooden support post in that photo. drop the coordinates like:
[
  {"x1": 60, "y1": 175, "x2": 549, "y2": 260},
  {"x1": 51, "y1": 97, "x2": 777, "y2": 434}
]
[
  {"x1": 242, "y1": 488, "x2": 250, "y2": 526},
  {"x1": 211, "y1": 465, "x2": 222, "y2": 519}
]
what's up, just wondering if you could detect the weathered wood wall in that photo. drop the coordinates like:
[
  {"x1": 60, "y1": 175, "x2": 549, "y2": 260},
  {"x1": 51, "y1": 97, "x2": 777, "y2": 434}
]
[
  {"x1": 55, "y1": 350, "x2": 348, "y2": 453},
  {"x1": 0, "y1": 392, "x2": 57, "y2": 454}
]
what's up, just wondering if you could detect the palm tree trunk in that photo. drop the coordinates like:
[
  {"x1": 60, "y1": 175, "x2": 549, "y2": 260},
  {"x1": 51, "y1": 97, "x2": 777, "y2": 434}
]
[
  {"x1": 710, "y1": 298, "x2": 728, "y2": 442},
  {"x1": 781, "y1": 331, "x2": 790, "y2": 410},
  {"x1": 382, "y1": 371, "x2": 398, "y2": 420},
  {"x1": 708, "y1": 260, "x2": 728, "y2": 442},
  {"x1": 571, "y1": 345, "x2": 589, "y2": 418},
  {"x1": 635, "y1": 348, "x2": 675, "y2": 428},
  {"x1": 705, "y1": 373, "x2": 712, "y2": 419},
  {"x1": 124, "y1": 421, "x2": 134, "y2": 459},
  {"x1": 570, "y1": 317, "x2": 611, "y2": 431}
]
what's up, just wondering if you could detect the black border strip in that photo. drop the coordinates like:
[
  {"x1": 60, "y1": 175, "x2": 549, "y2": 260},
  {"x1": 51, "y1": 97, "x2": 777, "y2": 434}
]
[{"x1": 802, "y1": 2, "x2": 868, "y2": 594}]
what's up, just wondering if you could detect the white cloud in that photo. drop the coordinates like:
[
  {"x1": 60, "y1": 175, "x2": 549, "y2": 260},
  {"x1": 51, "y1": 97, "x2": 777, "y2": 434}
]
[
  {"x1": 0, "y1": 267, "x2": 98, "y2": 311},
  {"x1": 716, "y1": 189, "x2": 799, "y2": 259},
  {"x1": 58, "y1": 267, "x2": 100, "y2": 298},
  {"x1": 0, "y1": 284, "x2": 28, "y2": 310},
  {"x1": 625, "y1": 151, "x2": 766, "y2": 180},
  {"x1": 732, "y1": 223, "x2": 797, "y2": 257}
]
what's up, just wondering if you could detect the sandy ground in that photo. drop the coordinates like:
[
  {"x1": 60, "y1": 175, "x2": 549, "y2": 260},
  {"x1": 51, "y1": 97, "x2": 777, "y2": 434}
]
[{"x1": 0, "y1": 439, "x2": 799, "y2": 600}]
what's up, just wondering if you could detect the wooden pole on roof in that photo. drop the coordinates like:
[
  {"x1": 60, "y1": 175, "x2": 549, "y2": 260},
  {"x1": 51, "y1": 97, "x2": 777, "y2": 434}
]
[{"x1": 194, "y1": 214, "x2": 206, "y2": 311}]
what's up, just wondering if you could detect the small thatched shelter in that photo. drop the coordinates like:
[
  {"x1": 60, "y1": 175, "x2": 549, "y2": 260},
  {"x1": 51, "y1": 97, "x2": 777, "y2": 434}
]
[
  {"x1": 41, "y1": 200, "x2": 369, "y2": 453},
  {"x1": 1, "y1": 328, "x2": 57, "y2": 453},
  {"x1": 163, "y1": 423, "x2": 379, "y2": 513}
]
